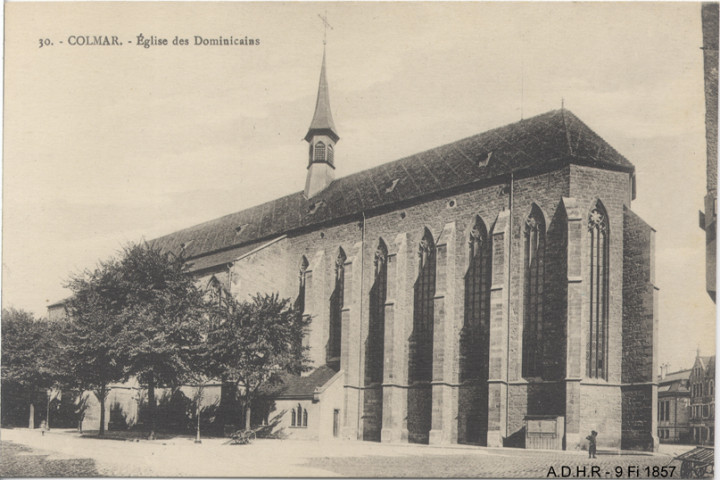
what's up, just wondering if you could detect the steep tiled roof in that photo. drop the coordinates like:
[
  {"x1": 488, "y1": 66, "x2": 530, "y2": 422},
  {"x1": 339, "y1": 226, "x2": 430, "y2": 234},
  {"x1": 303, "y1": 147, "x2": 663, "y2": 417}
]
[
  {"x1": 152, "y1": 109, "x2": 633, "y2": 264},
  {"x1": 259, "y1": 365, "x2": 338, "y2": 399}
]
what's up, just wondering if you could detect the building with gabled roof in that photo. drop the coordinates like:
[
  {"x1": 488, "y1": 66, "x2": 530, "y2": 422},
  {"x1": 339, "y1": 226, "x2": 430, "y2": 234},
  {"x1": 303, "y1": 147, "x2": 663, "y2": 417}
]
[
  {"x1": 689, "y1": 352, "x2": 715, "y2": 444},
  {"x1": 52, "y1": 45, "x2": 659, "y2": 450},
  {"x1": 657, "y1": 368, "x2": 691, "y2": 444}
]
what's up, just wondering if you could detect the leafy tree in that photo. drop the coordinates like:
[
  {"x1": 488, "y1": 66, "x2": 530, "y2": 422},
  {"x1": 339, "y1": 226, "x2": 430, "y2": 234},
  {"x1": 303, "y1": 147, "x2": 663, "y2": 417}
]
[
  {"x1": 111, "y1": 243, "x2": 208, "y2": 439},
  {"x1": 207, "y1": 293, "x2": 311, "y2": 431},
  {"x1": 1, "y1": 308, "x2": 66, "y2": 428},
  {"x1": 64, "y1": 257, "x2": 127, "y2": 436},
  {"x1": 64, "y1": 243, "x2": 209, "y2": 438}
]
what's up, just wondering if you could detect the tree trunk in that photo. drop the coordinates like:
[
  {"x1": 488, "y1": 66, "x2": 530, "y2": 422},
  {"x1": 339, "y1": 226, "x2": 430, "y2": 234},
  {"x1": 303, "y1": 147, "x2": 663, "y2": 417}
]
[
  {"x1": 98, "y1": 385, "x2": 107, "y2": 437},
  {"x1": 194, "y1": 384, "x2": 204, "y2": 443},
  {"x1": 245, "y1": 404, "x2": 251, "y2": 431},
  {"x1": 28, "y1": 403, "x2": 35, "y2": 429},
  {"x1": 147, "y1": 373, "x2": 156, "y2": 440}
]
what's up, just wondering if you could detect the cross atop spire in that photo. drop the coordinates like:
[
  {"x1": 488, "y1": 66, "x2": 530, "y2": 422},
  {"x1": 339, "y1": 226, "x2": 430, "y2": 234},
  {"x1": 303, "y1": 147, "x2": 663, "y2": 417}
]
[{"x1": 318, "y1": 11, "x2": 333, "y2": 46}]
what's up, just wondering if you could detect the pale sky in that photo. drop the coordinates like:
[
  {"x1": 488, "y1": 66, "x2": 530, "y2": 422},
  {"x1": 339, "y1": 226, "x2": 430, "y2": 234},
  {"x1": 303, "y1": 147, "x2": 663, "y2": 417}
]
[{"x1": 3, "y1": 2, "x2": 716, "y2": 372}]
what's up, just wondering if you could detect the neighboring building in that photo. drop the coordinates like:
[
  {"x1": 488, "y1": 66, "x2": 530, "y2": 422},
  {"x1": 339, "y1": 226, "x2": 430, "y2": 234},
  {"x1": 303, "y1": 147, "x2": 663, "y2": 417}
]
[
  {"x1": 689, "y1": 353, "x2": 715, "y2": 445},
  {"x1": 699, "y1": 2, "x2": 718, "y2": 303},
  {"x1": 657, "y1": 368, "x2": 691, "y2": 444},
  {"x1": 52, "y1": 47, "x2": 659, "y2": 450},
  {"x1": 47, "y1": 299, "x2": 68, "y2": 322}
]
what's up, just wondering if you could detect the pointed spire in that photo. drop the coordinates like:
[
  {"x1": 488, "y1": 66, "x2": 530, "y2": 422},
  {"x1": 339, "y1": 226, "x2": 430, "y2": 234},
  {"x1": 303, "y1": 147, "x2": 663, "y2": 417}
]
[{"x1": 305, "y1": 49, "x2": 339, "y2": 143}]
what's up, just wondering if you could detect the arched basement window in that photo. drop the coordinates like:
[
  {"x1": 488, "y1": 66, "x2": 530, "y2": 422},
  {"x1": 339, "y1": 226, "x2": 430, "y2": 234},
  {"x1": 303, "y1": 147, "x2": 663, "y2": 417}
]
[
  {"x1": 410, "y1": 228, "x2": 435, "y2": 383},
  {"x1": 522, "y1": 205, "x2": 545, "y2": 379},
  {"x1": 461, "y1": 216, "x2": 490, "y2": 382},
  {"x1": 327, "y1": 248, "x2": 346, "y2": 367},
  {"x1": 314, "y1": 142, "x2": 326, "y2": 162},
  {"x1": 588, "y1": 203, "x2": 609, "y2": 380}
]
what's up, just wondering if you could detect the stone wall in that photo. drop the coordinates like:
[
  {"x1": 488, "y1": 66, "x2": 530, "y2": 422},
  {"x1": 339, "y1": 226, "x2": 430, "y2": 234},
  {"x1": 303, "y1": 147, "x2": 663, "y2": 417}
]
[
  {"x1": 183, "y1": 161, "x2": 655, "y2": 449},
  {"x1": 621, "y1": 207, "x2": 658, "y2": 451}
]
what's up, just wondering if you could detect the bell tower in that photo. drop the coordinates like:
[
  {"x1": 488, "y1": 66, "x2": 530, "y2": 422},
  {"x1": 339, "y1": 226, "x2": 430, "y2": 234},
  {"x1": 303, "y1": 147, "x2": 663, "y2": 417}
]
[{"x1": 304, "y1": 24, "x2": 339, "y2": 198}]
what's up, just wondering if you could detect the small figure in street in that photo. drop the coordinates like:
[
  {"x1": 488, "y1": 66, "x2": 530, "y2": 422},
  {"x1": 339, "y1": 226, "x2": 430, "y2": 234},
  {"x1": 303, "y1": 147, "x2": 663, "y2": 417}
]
[{"x1": 586, "y1": 430, "x2": 598, "y2": 459}]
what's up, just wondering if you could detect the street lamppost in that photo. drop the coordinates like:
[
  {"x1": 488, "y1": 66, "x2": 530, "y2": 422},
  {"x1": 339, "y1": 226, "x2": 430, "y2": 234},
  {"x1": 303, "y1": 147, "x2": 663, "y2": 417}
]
[{"x1": 46, "y1": 392, "x2": 50, "y2": 431}]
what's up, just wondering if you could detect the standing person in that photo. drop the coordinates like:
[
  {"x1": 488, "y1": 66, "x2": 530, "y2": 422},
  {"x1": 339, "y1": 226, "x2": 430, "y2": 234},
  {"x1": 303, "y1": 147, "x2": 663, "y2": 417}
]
[{"x1": 586, "y1": 430, "x2": 598, "y2": 458}]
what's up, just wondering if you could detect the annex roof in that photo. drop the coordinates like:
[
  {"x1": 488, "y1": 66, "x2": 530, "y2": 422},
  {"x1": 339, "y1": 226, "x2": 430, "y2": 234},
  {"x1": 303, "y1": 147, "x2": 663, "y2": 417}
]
[
  {"x1": 259, "y1": 365, "x2": 339, "y2": 399},
  {"x1": 151, "y1": 109, "x2": 634, "y2": 267}
]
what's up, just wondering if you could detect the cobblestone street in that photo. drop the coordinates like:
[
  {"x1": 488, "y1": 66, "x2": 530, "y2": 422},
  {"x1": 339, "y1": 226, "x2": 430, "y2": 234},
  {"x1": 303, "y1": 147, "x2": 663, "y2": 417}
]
[{"x1": 1, "y1": 428, "x2": 692, "y2": 478}]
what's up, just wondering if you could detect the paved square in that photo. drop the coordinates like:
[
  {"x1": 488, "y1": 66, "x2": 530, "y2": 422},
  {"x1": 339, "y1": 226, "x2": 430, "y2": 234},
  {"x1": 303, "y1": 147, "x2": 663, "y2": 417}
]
[{"x1": 1, "y1": 428, "x2": 690, "y2": 478}]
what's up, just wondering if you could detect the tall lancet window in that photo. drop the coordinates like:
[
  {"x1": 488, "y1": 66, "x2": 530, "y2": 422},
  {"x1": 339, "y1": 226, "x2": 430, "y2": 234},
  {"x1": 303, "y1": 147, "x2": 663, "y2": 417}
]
[
  {"x1": 314, "y1": 142, "x2": 326, "y2": 162},
  {"x1": 296, "y1": 256, "x2": 309, "y2": 315},
  {"x1": 366, "y1": 239, "x2": 388, "y2": 385},
  {"x1": 522, "y1": 205, "x2": 546, "y2": 379},
  {"x1": 410, "y1": 228, "x2": 436, "y2": 383},
  {"x1": 295, "y1": 256, "x2": 310, "y2": 349},
  {"x1": 461, "y1": 217, "x2": 491, "y2": 382},
  {"x1": 327, "y1": 248, "x2": 346, "y2": 367},
  {"x1": 587, "y1": 203, "x2": 609, "y2": 379}
]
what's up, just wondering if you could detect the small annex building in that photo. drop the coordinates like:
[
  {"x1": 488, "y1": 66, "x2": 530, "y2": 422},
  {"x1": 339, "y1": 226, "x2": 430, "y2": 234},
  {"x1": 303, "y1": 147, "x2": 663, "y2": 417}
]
[{"x1": 657, "y1": 368, "x2": 691, "y2": 444}]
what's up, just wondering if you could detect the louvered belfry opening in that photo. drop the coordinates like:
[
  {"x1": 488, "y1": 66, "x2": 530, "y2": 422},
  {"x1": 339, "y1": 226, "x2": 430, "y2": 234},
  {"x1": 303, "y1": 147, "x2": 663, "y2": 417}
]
[
  {"x1": 327, "y1": 248, "x2": 345, "y2": 369},
  {"x1": 522, "y1": 205, "x2": 546, "y2": 379},
  {"x1": 313, "y1": 142, "x2": 326, "y2": 163},
  {"x1": 588, "y1": 203, "x2": 609, "y2": 380},
  {"x1": 458, "y1": 217, "x2": 491, "y2": 445}
]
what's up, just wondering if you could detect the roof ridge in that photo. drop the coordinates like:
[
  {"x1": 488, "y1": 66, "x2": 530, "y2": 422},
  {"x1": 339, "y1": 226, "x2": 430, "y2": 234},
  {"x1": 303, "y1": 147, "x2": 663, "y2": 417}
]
[{"x1": 151, "y1": 109, "x2": 634, "y2": 262}]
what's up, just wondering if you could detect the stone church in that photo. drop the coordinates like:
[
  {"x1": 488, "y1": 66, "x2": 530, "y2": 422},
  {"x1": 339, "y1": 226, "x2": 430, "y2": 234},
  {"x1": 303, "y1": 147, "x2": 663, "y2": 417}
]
[{"x1": 147, "y1": 50, "x2": 659, "y2": 451}]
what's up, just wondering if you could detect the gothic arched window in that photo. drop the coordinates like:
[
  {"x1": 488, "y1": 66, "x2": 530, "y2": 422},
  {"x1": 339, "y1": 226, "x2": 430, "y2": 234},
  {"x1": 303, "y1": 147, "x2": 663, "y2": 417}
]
[
  {"x1": 366, "y1": 239, "x2": 388, "y2": 385},
  {"x1": 410, "y1": 228, "x2": 435, "y2": 383},
  {"x1": 206, "y1": 275, "x2": 228, "y2": 310},
  {"x1": 327, "y1": 248, "x2": 346, "y2": 367},
  {"x1": 303, "y1": 408, "x2": 308, "y2": 427},
  {"x1": 314, "y1": 142, "x2": 326, "y2": 162},
  {"x1": 291, "y1": 408, "x2": 297, "y2": 426},
  {"x1": 296, "y1": 256, "x2": 309, "y2": 316},
  {"x1": 588, "y1": 202, "x2": 609, "y2": 380},
  {"x1": 461, "y1": 217, "x2": 490, "y2": 382},
  {"x1": 522, "y1": 205, "x2": 545, "y2": 378}
]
